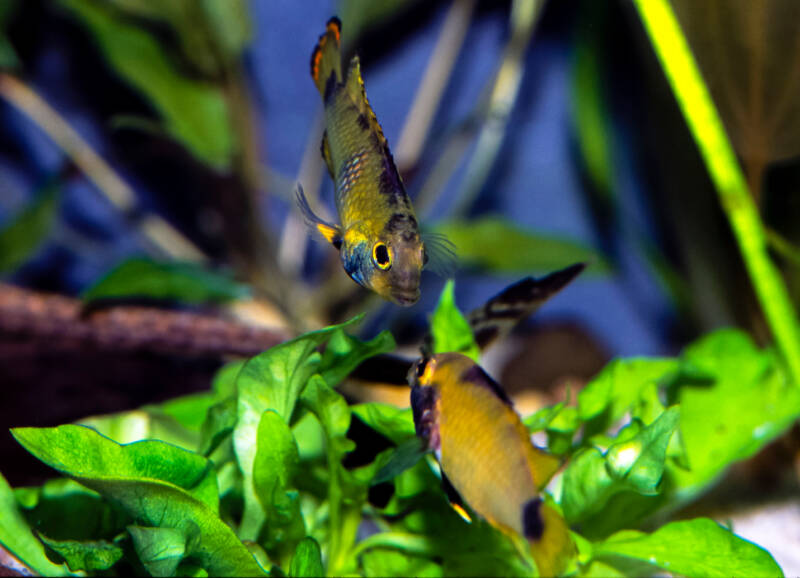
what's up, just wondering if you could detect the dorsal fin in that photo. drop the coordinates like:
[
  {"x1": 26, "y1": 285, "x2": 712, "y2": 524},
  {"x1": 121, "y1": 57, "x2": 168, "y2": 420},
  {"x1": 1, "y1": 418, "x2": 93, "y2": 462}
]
[{"x1": 344, "y1": 56, "x2": 388, "y2": 147}]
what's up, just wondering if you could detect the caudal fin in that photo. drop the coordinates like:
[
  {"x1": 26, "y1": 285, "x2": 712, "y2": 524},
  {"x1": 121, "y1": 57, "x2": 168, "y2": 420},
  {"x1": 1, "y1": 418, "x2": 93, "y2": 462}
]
[
  {"x1": 523, "y1": 498, "x2": 574, "y2": 577},
  {"x1": 311, "y1": 17, "x2": 343, "y2": 98}
]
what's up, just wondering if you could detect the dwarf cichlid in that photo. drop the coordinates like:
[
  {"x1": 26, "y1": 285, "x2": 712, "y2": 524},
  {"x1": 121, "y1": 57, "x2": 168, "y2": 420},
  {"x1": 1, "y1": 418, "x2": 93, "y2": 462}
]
[
  {"x1": 409, "y1": 353, "x2": 574, "y2": 576},
  {"x1": 298, "y1": 17, "x2": 454, "y2": 306}
]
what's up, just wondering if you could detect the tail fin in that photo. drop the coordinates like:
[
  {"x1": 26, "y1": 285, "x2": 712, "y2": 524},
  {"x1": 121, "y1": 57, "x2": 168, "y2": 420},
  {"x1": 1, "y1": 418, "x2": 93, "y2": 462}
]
[
  {"x1": 523, "y1": 499, "x2": 574, "y2": 577},
  {"x1": 311, "y1": 17, "x2": 343, "y2": 97}
]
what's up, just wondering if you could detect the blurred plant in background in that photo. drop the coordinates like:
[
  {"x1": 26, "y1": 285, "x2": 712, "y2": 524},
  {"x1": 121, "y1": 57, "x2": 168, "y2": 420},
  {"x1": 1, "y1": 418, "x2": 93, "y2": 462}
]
[{"x1": 1, "y1": 0, "x2": 799, "y2": 575}]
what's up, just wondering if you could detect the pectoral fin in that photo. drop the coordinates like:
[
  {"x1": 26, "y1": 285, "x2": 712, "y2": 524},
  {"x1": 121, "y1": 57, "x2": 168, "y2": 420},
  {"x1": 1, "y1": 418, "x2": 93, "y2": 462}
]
[{"x1": 295, "y1": 184, "x2": 342, "y2": 249}]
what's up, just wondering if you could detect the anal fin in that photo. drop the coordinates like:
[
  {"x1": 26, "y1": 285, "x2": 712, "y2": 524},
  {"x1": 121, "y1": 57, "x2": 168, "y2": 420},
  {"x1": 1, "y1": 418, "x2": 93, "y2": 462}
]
[
  {"x1": 295, "y1": 184, "x2": 342, "y2": 249},
  {"x1": 441, "y1": 471, "x2": 472, "y2": 524}
]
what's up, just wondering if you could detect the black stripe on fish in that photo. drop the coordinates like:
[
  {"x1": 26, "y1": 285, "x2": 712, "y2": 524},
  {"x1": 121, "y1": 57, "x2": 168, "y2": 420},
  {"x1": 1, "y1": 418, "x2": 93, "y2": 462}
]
[
  {"x1": 523, "y1": 498, "x2": 545, "y2": 541},
  {"x1": 384, "y1": 213, "x2": 419, "y2": 240},
  {"x1": 357, "y1": 113, "x2": 370, "y2": 131},
  {"x1": 324, "y1": 74, "x2": 339, "y2": 104},
  {"x1": 411, "y1": 385, "x2": 440, "y2": 451},
  {"x1": 473, "y1": 326, "x2": 499, "y2": 350},
  {"x1": 459, "y1": 364, "x2": 513, "y2": 407}
]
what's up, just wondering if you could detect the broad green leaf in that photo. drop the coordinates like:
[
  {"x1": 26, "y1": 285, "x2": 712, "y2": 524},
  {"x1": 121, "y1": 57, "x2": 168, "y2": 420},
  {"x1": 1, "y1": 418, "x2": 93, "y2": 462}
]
[
  {"x1": 318, "y1": 329, "x2": 396, "y2": 387},
  {"x1": 671, "y1": 330, "x2": 800, "y2": 498},
  {"x1": 253, "y1": 410, "x2": 304, "y2": 551},
  {"x1": 12, "y1": 425, "x2": 218, "y2": 511},
  {"x1": 593, "y1": 518, "x2": 782, "y2": 577},
  {"x1": 605, "y1": 407, "x2": 679, "y2": 494},
  {"x1": 14, "y1": 478, "x2": 130, "y2": 542},
  {"x1": 430, "y1": 280, "x2": 479, "y2": 361},
  {"x1": 289, "y1": 537, "x2": 324, "y2": 578},
  {"x1": 58, "y1": 0, "x2": 234, "y2": 168},
  {"x1": 200, "y1": 396, "x2": 237, "y2": 456},
  {"x1": 0, "y1": 185, "x2": 58, "y2": 273},
  {"x1": 12, "y1": 427, "x2": 265, "y2": 576},
  {"x1": 561, "y1": 408, "x2": 679, "y2": 524},
  {"x1": 82, "y1": 258, "x2": 249, "y2": 304},
  {"x1": 524, "y1": 401, "x2": 565, "y2": 432},
  {"x1": 545, "y1": 406, "x2": 580, "y2": 455},
  {"x1": 361, "y1": 548, "x2": 442, "y2": 578},
  {"x1": 372, "y1": 438, "x2": 428, "y2": 485},
  {"x1": 38, "y1": 534, "x2": 123, "y2": 573},
  {"x1": 233, "y1": 316, "x2": 361, "y2": 540},
  {"x1": 435, "y1": 217, "x2": 608, "y2": 274},
  {"x1": 0, "y1": 473, "x2": 70, "y2": 576},
  {"x1": 351, "y1": 404, "x2": 416, "y2": 444},
  {"x1": 128, "y1": 525, "x2": 188, "y2": 577},
  {"x1": 80, "y1": 409, "x2": 198, "y2": 451},
  {"x1": 578, "y1": 358, "x2": 678, "y2": 435}
]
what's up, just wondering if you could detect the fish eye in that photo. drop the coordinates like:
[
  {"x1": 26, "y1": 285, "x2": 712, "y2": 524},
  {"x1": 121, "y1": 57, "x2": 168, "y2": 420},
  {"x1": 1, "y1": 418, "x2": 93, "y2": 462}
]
[{"x1": 372, "y1": 242, "x2": 392, "y2": 270}]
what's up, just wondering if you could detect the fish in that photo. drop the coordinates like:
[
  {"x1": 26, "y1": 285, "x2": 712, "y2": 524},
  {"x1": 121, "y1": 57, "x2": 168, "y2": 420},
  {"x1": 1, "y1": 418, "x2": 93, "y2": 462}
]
[
  {"x1": 298, "y1": 16, "x2": 454, "y2": 306},
  {"x1": 409, "y1": 353, "x2": 574, "y2": 576}
]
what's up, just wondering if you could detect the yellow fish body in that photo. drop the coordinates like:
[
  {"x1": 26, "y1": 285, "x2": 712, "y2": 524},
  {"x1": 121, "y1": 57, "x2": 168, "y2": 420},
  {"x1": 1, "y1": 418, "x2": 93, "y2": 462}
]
[
  {"x1": 409, "y1": 353, "x2": 574, "y2": 576},
  {"x1": 298, "y1": 17, "x2": 453, "y2": 306}
]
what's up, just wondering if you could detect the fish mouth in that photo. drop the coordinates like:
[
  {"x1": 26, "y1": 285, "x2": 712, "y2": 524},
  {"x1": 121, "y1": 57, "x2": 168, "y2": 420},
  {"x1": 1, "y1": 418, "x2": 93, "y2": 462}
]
[{"x1": 391, "y1": 288, "x2": 420, "y2": 306}]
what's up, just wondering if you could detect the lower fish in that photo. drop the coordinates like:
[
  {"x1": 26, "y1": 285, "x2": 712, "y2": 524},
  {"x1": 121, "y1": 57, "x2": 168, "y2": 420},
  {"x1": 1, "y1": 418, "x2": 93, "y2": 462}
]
[
  {"x1": 298, "y1": 17, "x2": 454, "y2": 306},
  {"x1": 409, "y1": 353, "x2": 574, "y2": 576}
]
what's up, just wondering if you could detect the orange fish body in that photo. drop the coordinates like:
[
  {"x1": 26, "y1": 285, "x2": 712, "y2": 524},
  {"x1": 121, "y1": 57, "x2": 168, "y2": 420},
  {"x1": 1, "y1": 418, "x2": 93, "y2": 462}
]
[{"x1": 409, "y1": 353, "x2": 574, "y2": 576}]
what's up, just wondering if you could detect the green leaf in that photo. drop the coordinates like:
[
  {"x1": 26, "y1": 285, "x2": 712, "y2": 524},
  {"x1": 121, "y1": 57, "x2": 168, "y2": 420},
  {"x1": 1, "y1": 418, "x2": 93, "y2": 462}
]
[
  {"x1": 351, "y1": 404, "x2": 416, "y2": 444},
  {"x1": 605, "y1": 407, "x2": 679, "y2": 494},
  {"x1": 524, "y1": 401, "x2": 565, "y2": 432},
  {"x1": 300, "y1": 376, "x2": 362, "y2": 575},
  {"x1": 318, "y1": 329, "x2": 396, "y2": 387},
  {"x1": 82, "y1": 258, "x2": 249, "y2": 304},
  {"x1": 12, "y1": 426, "x2": 265, "y2": 577},
  {"x1": 253, "y1": 410, "x2": 304, "y2": 551},
  {"x1": 200, "y1": 396, "x2": 238, "y2": 456},
  {"x1": 577, "y1": 358, "x2": 679, "y2": 438},
  {"x1": 39, "y1": 534, "x2": 123, "y2": 573},
  {"x1": 289, "y1": 537, "x2": 324, "y2": 578},
  {"x1": 561, "y1": 408, "x2": 679, "y2": 524},
  {"x1": 430, "y1": 280, "x2": 480, "y2": 361},
  {"x1": 128, "y1": 525, "x2": 188, "y2": 577},
  {"x1": 361, "y1": 549, "x2": 442, "y2": 578},
  {"x1": 233, "y1": 316, "x2": 361, "y2": 540},
  {"x1": 593, "y1": 518, "x2": 782, "y2": 577},
  {"x1": 435, "y1": 216, "x2": 608, "y2": 274},
  {"x1": 672, "y1": 330, "x2": 800, "y2": 498},
  {"x1": 14, "y1": 478, "x2": 130, "y2": 542},
  {"x1": 0, "y1": 185, "x2": 58, "y2": 273},
  {"x1": 372, "y1": 438, "x2": 428, "y2": 485},
  {"x1": 79, "y1": 409, "x2": 198, "y2": 451},
  {"x1": 58, "y1": 0, "x2": 234, "y2": 168},
  {"x1": 0, "y1": 473, "x2": 70, "y2": 576}
]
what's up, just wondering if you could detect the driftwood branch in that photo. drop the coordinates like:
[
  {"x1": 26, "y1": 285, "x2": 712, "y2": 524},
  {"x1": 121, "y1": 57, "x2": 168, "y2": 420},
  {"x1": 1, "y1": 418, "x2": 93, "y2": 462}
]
[{"x1": 0, "y1": 283, "x2": 288, "y2": 358}]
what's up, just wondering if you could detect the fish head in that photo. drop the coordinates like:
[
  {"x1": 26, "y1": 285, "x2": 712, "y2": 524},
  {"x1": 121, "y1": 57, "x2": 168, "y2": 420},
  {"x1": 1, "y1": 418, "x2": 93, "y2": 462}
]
[
  {"x1": 408, "y1": 353, "x2": 472, "y2": 389},
  {"x1": 341, "y1": 226, "x2": 425, "y2": 306}
]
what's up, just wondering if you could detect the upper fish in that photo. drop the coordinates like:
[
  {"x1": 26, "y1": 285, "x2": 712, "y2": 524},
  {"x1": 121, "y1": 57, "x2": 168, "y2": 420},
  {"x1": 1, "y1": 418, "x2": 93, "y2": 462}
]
[{"x1": 297, "y1": 16, "x2": 454, "y2": 306}]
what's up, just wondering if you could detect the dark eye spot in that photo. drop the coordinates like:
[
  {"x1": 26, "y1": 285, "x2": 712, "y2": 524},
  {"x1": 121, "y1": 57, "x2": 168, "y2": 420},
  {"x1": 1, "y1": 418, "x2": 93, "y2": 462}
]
[{"x1": 373, "y1": 242, "x2": 391, "y2": 269}]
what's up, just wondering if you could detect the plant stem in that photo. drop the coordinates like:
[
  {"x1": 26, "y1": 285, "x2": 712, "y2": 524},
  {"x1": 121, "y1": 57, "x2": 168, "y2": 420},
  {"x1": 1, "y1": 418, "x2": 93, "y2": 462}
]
[{"x1": 633, "y1": 0, "x2": 800, "y2": 384}]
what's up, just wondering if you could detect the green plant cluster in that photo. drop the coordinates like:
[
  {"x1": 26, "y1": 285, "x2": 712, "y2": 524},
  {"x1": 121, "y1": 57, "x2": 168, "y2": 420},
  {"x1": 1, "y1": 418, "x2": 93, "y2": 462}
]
[{"x1": 0, "y1": 284, "x2": 789, "y2": 577}]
